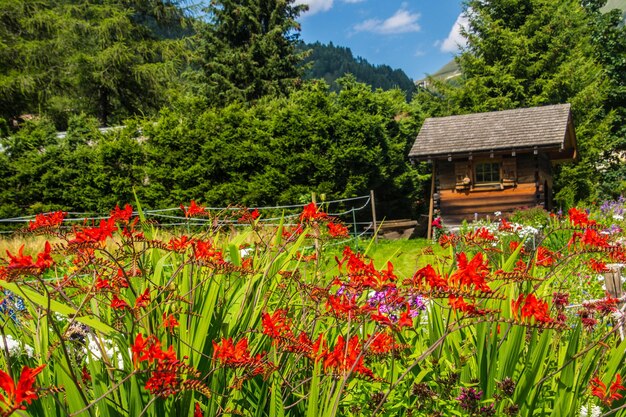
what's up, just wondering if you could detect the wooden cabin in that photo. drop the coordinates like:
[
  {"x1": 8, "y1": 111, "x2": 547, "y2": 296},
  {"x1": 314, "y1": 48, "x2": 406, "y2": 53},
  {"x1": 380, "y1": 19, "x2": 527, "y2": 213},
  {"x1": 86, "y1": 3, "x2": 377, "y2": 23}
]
[{"x1": 408, "y1": 104, "x2": 577, "y2": 233}]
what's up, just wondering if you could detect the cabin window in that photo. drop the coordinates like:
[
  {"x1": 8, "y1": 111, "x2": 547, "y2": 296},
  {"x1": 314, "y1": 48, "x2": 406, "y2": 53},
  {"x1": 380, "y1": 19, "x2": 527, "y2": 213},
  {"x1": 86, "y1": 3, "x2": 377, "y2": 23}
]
[{"x1": 475, "y1": 162, "x2": 500, "y2": 183}]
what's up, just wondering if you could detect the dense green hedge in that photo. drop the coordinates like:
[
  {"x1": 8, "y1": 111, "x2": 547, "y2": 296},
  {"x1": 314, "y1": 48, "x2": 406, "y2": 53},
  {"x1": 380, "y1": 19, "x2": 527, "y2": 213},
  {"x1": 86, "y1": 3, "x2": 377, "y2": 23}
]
[{"x1": 0, "y1": 78, "x2": 428, "y2": 220}]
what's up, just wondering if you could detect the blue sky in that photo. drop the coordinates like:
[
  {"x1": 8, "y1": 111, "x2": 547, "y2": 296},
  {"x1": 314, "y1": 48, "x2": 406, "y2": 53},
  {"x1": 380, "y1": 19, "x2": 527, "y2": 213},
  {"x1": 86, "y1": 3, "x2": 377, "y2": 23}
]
[{"x1": 294, "y1": 0, "x2": 467, "y2": 81}]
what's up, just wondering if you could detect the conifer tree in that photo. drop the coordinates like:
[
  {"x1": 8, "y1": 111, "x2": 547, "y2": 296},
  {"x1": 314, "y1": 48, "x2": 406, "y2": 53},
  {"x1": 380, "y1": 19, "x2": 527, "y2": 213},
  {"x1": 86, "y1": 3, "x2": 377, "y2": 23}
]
[{"x1": 200, "y1": 0, "x2": 308, "y2": 105}]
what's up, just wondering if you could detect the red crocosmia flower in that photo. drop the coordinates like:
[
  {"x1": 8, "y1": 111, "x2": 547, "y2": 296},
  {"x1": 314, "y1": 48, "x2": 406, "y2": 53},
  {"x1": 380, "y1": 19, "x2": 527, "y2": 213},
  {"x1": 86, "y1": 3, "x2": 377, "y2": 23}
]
[
  {"x1": 327, "y1": 222, "x2": 349, "y2": 237},
  {"x1": 167, "y1": 235, "x2": 193, "y2": 252},
  {"x1": 261, "y1": 310, "x2": 293, "y2": 339},
  {"x1": 438, "y1": 233, "x2": 458, "y2": 248},
  {"x1": 412, "y1": 265, "x2": 448, "y2": 290},
  {"x1": 509, "y1": 241, "x2": 526, "y2": 255},
  {"x1": 71, "y1": 218, "x2": 117, "y2": 244},
  {"x1": 28, "y1": 210, "x2": 66, "y2": 231},
  {"x1": 194, "y1": 403, "x2": 204, "y2": 417},
  {"x1": 163, "y1": 313, "x2": 179, "y2": 332},
  {"x1": 192, "y1": 240, "x2": 225, "y2": 264},
  {"x1": 212, "y1": 338, "x2": 271, "y2": 376},
  {"x1": 448, "y1": 295, "x2": 486, "y2": 316},
  {"x1": 323, "y1": 335, "x2": 374, "y2": 379},
  {"x1": 535, "y1": 247, "x2": 556, "y2": 267},
  {"x1": 368, "y1": 333, "x2": 398, "y2": 356},
  {"x1": 568, "y1": 207, "x2": 596, "y2": 227},
  {"x1": 465, "y1": 227, "x2": 497, "y2": 243},
  {"x1": 499, "y1": 218, "x2": 514, "y2": 232},
  {"x1": 180, "y1": 200, "x2": 205, "y2": 218},
  {"x1": 110, "y1": 294, "x2": 129, "y2": 310},
  {"x1": 449, "y1": 252, "x2": 491, "y2": 293},
  {"x1": 134, "y1": 288, "x2": 150, "y2": 310},
  {"x1": 95, "y1": 277, "x2": 111, "y2": 290},
  {"x1": 6, "y1": 246, "x2": 34, "y2": 269},
  {"x1": 299, "y1": 202, "x2": 328, "y2": 222},
  {"x1": 512, "y1": 294, "x2": 552, "y2": 323},
  {"x1": 238, "y1": 208, "x2": 260, "y2": 223},
  {"x1": 109, "y1": 204, "x2": 133, "y2": 223},
  {"x1": 590, "y1": 374, "x2": 625, "y2": 406},
  {"x1": 588, "y1": 258, "x2": 609, "y2": 273},
  {"x1": 397, "y1": 308, "x2": 413, "y2": 328},
  {"x1": 132, "y1": 334, "x2": 149, "y2": 367},
  {"x1": 34, "y1": 242, "x2": 54, "y2": 270},
  {"x1": 580, "y1": 228, "x2": 609, "y2": 248},
  {"x1": 370, "y1": 309, "x2": 393, "y2": 326},
  {"x1": 0, "y1": 364, "x2": 46, "y2": 414},
  {"x1": 6, "y1": 243, "x2": 55, "y2": 272}
]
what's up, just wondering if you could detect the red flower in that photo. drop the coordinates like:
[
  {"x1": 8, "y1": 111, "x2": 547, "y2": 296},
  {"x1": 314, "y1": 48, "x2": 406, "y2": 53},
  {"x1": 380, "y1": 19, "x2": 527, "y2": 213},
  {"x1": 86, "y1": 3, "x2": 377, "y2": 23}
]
[
  {"x1": 192, "y1": 240, "x2": 225, "y2": 264},
  {"x1": 168, "y1": 235, "x2": 193, "y2": 252},
  {"x1": 238, "y1": 208, "x2": 260, "y2": 223},
  {"x1": 327, "y1": 222, "x2": 349, "y2": 237},
  {"x1": 194, "y1": 403, "x2": 204, "y2": 417},
  {"x1": 6, "y1": 243, "x2": 55, "y2": 272},
  {"x1": 132, "y1": 334, "x2": 149, "y2": 367},
  {"x1": 412, "y1": 264, "x2": 447, "y2": 290},
  {"x1": 588, "y1": 258, "x2": 609, "y2": 273},
  {"x1": 568, "y1": 207, "x2": 596, "y2": 227},
  {"x1": 590, "y1": 373, "x2": 625, "y2": 406},
  {"x1": 163, "y1": 313, "x2": 179, "y2": 332},
  {"x1": 5, "y1": 246, "x2": 34, "y2": 269},
  {"x1": 509, "y1": 241, "x2": 526, "y2": 255},
  {"x1": 512, "y1": 294, "x2": 552, "y2": 323},
  {"x1": 323, "y1": 335, "x2": 374, "y2": 379},
  {"x1": 449, "y1": 252, "x2": 491, "y2": 293},
  {"x1": 368, "y1": 333, "x2": 399, "y2": 356},
  {"x1": 28, "y1": 211, "x2": 66, "y2": 231},
  {"x1": 397, "y1": 308, "x2": 414, "y2": 328},
  {"x1": 110, "y1": 294, "x2": 129, "y2": 310},
  {"x1": 448, "y1": 295, "x2": 486, "y2": 316},
  {"x1": 499, "y1": 218, "x2": 514, "y2": 232},
  {"x1": 110, "y1": 204, "x2": 133, "y2": 223},
  {"x1": 0, "y1": 364, "x2": 46, "y2": 414},
  {"x1": 299, "y1": 202, "x2": 328, "y2": 222},
  {"x1": 180, "y1": 201, "x2": 205, "y2": 218},
  {"x1": 71, "y1": 218, "x2": 117, "y2": 244},
  {"x1": 134, "y1": 288, "x2": 150, "y2": 310},
  {"x1": 535, "y1": 247, "x2": 556, "y2": 267},
  {"x1": 262, "y1": 310, "x2": 292, "y2": 339},
  {"x1": 580, "y1": 228, "x2": 609, "y2": 248}
]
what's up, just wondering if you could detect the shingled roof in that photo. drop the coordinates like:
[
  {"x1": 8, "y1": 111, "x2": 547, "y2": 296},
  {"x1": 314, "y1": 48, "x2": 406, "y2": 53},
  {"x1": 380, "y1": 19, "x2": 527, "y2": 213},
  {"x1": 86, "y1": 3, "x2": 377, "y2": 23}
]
[{"x1": 409, "y1": 104, "x2": 575, "y2": 159}]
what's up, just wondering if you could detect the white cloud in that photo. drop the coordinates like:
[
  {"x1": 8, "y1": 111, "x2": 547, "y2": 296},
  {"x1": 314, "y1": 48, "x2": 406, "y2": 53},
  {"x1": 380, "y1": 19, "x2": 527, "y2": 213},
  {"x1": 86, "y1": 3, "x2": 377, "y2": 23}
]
[
  {"x1": 439, "y1": 13, "x2": 469, "y2": 53},
  {"x1": 295, "y1": 0, "x2": 334, "y2": 15},
  {"x1": 353, "y1": 7, "x2": 421, "y2": 35},
  {"x1": 342, "y1": 0, "x2": 365, "y2": 3}
]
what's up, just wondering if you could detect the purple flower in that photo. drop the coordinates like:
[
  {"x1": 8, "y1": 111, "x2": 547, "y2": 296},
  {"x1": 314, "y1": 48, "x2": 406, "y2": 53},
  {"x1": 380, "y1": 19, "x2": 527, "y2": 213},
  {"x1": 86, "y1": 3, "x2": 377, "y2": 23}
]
[{"x1": 457, "y1": 387, "x2": 482, "y2": 411}]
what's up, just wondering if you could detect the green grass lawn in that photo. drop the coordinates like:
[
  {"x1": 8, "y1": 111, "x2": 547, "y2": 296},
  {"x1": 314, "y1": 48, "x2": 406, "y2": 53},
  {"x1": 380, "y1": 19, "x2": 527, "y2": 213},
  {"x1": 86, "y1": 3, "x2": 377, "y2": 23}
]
[{"x1": 325, "y1": 237, "x2": 445, "y2": 280}]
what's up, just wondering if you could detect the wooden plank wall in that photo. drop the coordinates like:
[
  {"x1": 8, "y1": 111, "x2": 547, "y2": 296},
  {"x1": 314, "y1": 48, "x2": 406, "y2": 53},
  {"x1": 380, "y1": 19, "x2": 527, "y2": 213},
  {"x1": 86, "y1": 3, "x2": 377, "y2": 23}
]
[
  {"x1": 440, "y1": 183, "x2": 537, "y2": 224},
  {"x1": 434, "y1": 153, "x2": 555, "y2": 224}
]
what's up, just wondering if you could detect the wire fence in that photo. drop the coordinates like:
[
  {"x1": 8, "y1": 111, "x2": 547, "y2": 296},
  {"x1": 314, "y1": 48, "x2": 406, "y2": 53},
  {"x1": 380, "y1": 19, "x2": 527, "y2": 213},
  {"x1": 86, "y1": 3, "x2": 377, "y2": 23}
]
[{"x1": 0, "y1": 195, "x2": 378, "y2": 240}]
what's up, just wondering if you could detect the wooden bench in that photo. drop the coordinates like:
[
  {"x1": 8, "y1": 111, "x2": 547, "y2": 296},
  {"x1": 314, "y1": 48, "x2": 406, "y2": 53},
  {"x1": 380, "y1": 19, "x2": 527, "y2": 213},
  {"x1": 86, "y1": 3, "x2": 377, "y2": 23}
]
[{"x1": 369, "y1": 219, "x2": 418, "y2": 240}]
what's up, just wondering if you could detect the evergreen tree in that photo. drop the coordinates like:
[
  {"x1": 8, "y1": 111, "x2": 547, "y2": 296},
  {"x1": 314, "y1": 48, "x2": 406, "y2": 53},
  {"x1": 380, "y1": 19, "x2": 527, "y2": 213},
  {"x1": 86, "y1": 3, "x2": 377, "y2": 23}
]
[
  {"x1": 0, "y1": 0, "x2": 193, "y2": 128},
  {"x1": 200, "y1": 0, "x2": 308, "y2": 105}
]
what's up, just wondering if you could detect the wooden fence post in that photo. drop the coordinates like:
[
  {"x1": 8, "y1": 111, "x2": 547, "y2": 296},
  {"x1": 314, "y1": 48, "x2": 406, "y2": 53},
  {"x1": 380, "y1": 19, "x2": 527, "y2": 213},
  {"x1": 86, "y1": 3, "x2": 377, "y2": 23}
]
[{"x1": 370, "y1": 190, "x2": 378, "y2": 244}]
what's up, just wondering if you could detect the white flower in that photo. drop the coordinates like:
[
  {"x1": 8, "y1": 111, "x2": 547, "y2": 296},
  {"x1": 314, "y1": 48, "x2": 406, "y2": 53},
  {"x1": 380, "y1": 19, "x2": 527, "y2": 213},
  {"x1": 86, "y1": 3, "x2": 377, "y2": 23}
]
[
  {"x1": 580, "y1": 405, "x2": 588, "y2": 417},
  {"x1": 591, "y1": 405, "x2": 602, "y2": 417},
  {"x1": 1, "y1": 334, "x2": 34, "y2": 357},
  {"x1": 614, "y1": 214, "x2": 624, "y2": 221},
  {"x1": 86, "y1": 336, "x2": 124, "y2": 369}
]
